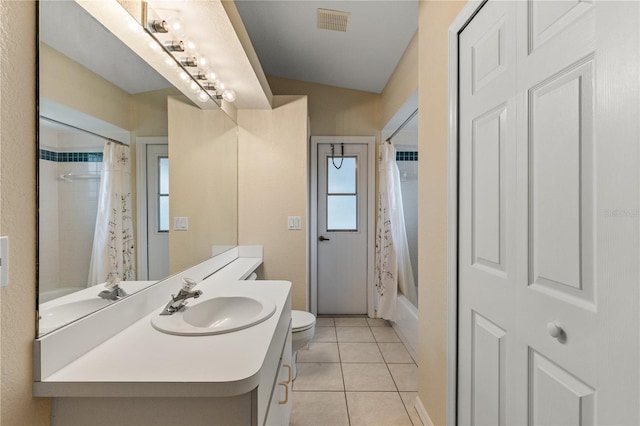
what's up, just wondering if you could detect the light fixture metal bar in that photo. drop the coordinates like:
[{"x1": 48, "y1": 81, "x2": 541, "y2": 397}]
[{"x1": 141, "y1": 1, "x2": 222, "y2": 107}]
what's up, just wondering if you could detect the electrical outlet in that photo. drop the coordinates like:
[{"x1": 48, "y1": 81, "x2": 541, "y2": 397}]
[{"x1": 0, "y1": 236, "x2": 8, "y2": 287}]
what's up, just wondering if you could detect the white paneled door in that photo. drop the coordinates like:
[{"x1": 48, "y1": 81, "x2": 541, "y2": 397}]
[{"x1": 458, "y1": 1, "x2": 639, "y2": 424}]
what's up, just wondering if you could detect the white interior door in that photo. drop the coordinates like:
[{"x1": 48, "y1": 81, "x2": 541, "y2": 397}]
[
  {"x1": 146, "y1": 144, "x2": 169, "y2": 280},
  {"x1": 458, "y1": 1, "x2": 639, "y2": 424},
  {"x1": 317, "y1": 143, "x2": 369, "y2": 314}
]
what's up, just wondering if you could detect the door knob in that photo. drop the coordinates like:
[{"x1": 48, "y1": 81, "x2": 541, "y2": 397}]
[
  {"x1": 547, "y1": 322, "x2": 564, "y2": 339},
  {"x1": 319, "y1": 235, "x2": 330, "y2": 241}
]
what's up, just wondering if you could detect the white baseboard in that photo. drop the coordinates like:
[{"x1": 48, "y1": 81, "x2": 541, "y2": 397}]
[{"x1": 415, "y1": 396, "x2": 434, "y2": 426}]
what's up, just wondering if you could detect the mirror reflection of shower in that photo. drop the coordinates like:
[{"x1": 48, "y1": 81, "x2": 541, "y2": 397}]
[
  {"x1": 38, "y1": 117, "x2": 127, "y2": 303},
  {"x1": 387, "y1": 110, "x2": 419, "y2": 308}
]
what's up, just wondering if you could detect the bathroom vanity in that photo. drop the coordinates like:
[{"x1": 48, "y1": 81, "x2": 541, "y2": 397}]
[{"x1": 34, "y1": 247, "x2": 293, "y2": 425}]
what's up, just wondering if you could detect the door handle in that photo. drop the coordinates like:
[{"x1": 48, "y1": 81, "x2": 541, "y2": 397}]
[
  {"x1": 547, "y1": 322, "x2": 564, "y2": 339},
  {"x1": 278, "y1": 381, "x2": 289, "y2": 404},
  {"x1": 319, "y1": 235, "x2": 330, "y2": 242}
]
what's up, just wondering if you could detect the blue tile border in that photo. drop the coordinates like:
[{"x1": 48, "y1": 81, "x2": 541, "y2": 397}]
[
  {"x1": 39, "y1": 149, "x2": 103, "y2": 163},
  {"x1": 396, "y1": 151, "x2": 418, "y2": 162}
]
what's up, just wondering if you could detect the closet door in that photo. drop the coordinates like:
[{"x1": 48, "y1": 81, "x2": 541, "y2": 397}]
[
  {"x1": 458, "y1": 1, "x2": 639, "y2": 424},
  {"x1": 458, "y1": 2, "x2": 518, "y2": 424}
]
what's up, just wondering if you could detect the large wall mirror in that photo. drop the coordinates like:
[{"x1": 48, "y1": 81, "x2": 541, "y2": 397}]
[{"x1": 37, "y1": 0, "x2": 238, "y2": 336}]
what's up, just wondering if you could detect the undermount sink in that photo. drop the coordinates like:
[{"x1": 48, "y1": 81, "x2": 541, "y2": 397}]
[
  {"x1": 39, "y1": 298, "x2": 113, "y2": 335},
  {"x1": 151, "y1": 296, "x2": 276, "y2": 336}
]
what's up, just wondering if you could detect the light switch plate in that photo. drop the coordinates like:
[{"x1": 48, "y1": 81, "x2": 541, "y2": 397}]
[
  {"x1": 287, "y1": 216, "x2": 302, "y2": 230},
  {"x1": 0, "y1": 236, "x2": 8, "y2": 287},
  {"x1": 174, "y1": 217, "x2": 189, "y2": 231}
]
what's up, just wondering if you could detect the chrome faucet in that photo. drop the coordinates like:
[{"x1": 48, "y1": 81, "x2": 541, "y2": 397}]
[
  {"x1": 160, "y1": 277, "x2": 203, "y2": 315},
  {"x1": 98, "y1": 285, "x2": 128, "y2": 301},
  {"x1": 98, "y1": 276, "x2": 128, "y2": 301}
]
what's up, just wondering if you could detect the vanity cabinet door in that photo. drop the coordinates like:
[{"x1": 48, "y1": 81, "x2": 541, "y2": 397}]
[
  {"x1": 279, "y1": 330, "x2": 292, "y2": 425},
  {"x1": 265, "y1": 326, "x2": 292, "y2": 426}
]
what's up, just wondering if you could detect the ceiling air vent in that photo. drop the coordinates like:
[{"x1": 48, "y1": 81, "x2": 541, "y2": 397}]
[{"x1": 317, "y1": 8, "x2": 350, "y2": 32}]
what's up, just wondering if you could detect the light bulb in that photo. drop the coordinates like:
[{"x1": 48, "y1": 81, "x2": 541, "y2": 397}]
[
  {"x1": 178, "y1": 70, "x2": 190, "y2": 82},
  {"x1": 164, "y1": 56, "x2": 177, "y2": 69},
  {"x1": 198, "y1": 56, "x2": 208, "y2": 68},
  {"x1": 189, "y1": 80, "x2": 200, "y2": 94},
  {"x1": 205, "y1": 69, "x2": 217, "y2": 81},
  {"x1": 197, "y1": 90, "x2": 209, "y2": 103},
  {"x1": 214, "y1": 80, "x2": 226, "y2": 91},
  {"x1": 185, "y1": 39, "x2": 197, "y2": 52},
  {"x1": 222, "y1": 89, "x2": 236, "y2": 103},
  {"x1": 167, "y1": 17, "x2": 185, "y2": 37},
  {"x1": 149, "y1": 41, "x2": 160, "y2": 52},
  {"x1": 128, "y1": 21, "x2": 143, "y2": 34}
]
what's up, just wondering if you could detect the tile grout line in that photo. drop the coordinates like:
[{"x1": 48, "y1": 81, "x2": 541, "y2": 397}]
[
  {"x1": 375, "y1": 324, "x2": 418, "y2": 426},
  {"x1": 335, "y1": 324, "x2": 353, "y2": 426}
]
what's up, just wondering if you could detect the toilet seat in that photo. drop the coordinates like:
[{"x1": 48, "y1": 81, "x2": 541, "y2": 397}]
[{"x1": 292, "y1": 310, "x2": 315, "y2": 332}]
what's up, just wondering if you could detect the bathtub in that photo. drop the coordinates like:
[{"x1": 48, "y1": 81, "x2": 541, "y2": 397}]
[
  {"x1": 39, "y1": 286, "x2": 85, "y2": 303},
  {"x1": 391, "y1": 294, "x2": 418, "y2": 362}
]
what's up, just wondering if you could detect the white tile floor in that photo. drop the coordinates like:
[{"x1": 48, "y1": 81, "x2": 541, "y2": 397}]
[{"x1": 291, "y1": 317, "x2": 421, "y2": 426}]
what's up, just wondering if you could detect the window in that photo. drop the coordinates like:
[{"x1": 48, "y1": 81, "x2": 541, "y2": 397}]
[
  {"x1": 326, "y1": 156, "x2": 357, "y2": 231},
  {"x1": 158, "y1": 156, "x2": 169, "y2": 232}
]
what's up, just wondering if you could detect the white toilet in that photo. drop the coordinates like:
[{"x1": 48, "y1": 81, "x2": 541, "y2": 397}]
[
  {"x1": 246, "y1": 272, "x2": 316, "y2": 379},
  {"x1": 291, "y1": 310, "x2": 316, "y2": 379}
]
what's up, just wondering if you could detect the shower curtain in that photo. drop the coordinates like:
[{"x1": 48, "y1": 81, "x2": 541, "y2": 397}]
[
  {"x1": 88, "y1": 142, "x2": 135, "y2": 287},
  {"x1": 374, "y1": 142, "x2": 416, "y2": 320}
]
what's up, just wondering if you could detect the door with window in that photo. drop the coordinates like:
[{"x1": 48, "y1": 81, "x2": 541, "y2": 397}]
[
  {"x1": 146, "y1": 144, "x2": 170, "y2": 280},
  {"x1": 317, "y1": 143, "x2": 369, "y2": 314}
]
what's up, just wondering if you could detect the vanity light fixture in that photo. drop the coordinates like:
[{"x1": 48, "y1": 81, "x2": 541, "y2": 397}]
[
  {"x1": 180, "y1": 56, "x2": 198, "y2": 67},
  {"x1": 143, "y1": 2, "x2": 237, "y2": 104},
  {"x1": 149, "y1": 20, "x2": 169, "y2": 33},
  {"x1": 193, "y1": 71, "x2": 207, "y2": 80},
  {"x1": 202, "y1": 82, "x2": 217, "y2": 91},
  {"x1": 164, "y1": 40, "x2": 185, "y2": 52}
]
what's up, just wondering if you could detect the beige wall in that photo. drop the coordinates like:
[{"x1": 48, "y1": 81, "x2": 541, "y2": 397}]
[
  {"x1": 129, "y1": 87, "x2": 181, "y2": 241},
  {"x1": 168, "y1": 96, "x2": 238, "y2": 273},
  {"x1": 267, "y1": 76, "x2": 380, "y2": 140},
  {"x1": 381, "y1": 31, "x2": 419, "y2": 128},
  {"x1": 418, "y1": 1, "x2": 467, "y2": 425},
  {"x1": 237, "y1": 96, "x2": 308, "y2": 310},
  {"x1": 39, "y1": 42, "x2": 132, "y2": 132},
  {"x1": 0, "y1": 1, "x2": 51, "y2": 424}
]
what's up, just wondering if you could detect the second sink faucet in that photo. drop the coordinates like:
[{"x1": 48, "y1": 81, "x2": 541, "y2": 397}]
[
  {"x1": 160, "y1": 277, "x2": 203, "y2": 315},
  {"x1": 98, "y1": 276, "x2": 128, "y2": 301}
]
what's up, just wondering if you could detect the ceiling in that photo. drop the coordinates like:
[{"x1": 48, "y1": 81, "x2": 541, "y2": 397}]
[
  {"x1": 40, "y1": 1, "x2": 171, "y2": 95},
  {"x1": 235, "y1": 1, "x2": 418, "y2": 94},
  {"x1": 40, "y1": 1, "x2": 418, "y2": 106}
]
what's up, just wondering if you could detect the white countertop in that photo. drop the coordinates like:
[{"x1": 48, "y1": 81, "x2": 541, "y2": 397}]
[{"x1": 34, "y1": 278, "x2": 291, "y2": 398}]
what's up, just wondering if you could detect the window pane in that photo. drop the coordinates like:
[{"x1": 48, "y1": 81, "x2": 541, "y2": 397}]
[
  {"x1": 327, "y1": 195, "x2": 357, "y2": 231},
  {"x1": 158, "y1": 195, "x2": 169, "y2": 232},
  {"x1": 159, "y1": 157, "x2": 169, "y2": 194},
  {"x1": 327, "y1": 157, "x2": 356, "y2": 194}
]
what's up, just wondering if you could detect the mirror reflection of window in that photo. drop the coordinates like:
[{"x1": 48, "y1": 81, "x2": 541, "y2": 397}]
[
  {"x1": 326, "y1": 157, "x2": 358, "y2": 231},
  {"x1": 158, "y1": 157, "x2": 169, "y2": 233}
]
